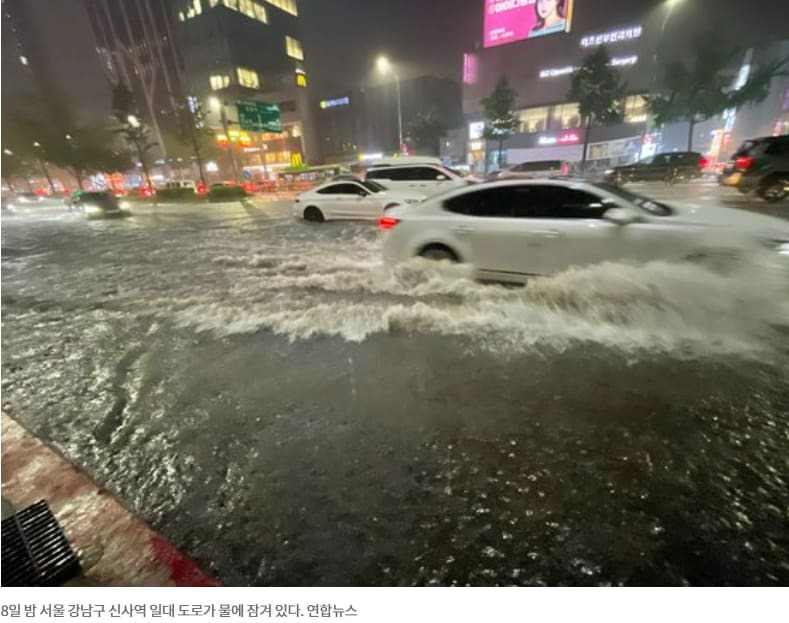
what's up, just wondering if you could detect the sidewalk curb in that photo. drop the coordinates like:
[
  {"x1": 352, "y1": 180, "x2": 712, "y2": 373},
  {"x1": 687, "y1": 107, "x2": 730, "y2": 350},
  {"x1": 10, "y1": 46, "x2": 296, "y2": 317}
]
[{"x1": 1, "y1": 413, "x2": 220, "y2": 586}]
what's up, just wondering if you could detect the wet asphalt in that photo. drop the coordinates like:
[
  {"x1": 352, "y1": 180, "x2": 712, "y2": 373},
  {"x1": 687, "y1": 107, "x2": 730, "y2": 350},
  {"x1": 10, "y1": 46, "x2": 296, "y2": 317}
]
[{"x1": 2, "y1": 185, "x2": 788, "y2": 585}]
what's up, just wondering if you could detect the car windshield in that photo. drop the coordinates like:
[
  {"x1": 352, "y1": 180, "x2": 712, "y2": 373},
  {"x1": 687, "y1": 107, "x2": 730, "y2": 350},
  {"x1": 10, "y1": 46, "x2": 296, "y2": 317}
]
[
  {"x1": 593, "y1": 183, "x2": 674, "y2": 216},
  {"x1": 361, "y1": 180, "x2": 387, "y2": 193}
]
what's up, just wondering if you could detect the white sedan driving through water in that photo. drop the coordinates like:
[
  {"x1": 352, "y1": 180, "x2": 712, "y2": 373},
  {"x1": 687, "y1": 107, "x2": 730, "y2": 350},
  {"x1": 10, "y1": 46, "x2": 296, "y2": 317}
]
[
  {"x1": 294, "y1": 180, "x2": 424, "y2": 223},
  {"x1": 380, "y1": 179, "x2": 789, "y2": 282}
]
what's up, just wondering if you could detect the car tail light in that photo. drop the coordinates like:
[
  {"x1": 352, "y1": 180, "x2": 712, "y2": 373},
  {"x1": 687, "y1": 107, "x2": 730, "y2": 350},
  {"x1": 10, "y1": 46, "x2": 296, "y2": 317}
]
[
  {"x1": 378, "y1": 216, "x2": 400, "y2": 230},
  {"x1": 698, "y1": 156, "x2": 709, "y2": 168},
  {"x1": 735, "y1": 156, "x2": 755, "y2": 171},
  {"x1": 560, "y1": 162, "x2": 570, "y2": 175}
]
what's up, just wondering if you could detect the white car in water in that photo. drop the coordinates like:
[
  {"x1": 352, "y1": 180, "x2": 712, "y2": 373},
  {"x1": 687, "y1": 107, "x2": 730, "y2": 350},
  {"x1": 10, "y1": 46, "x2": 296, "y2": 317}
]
[
  {"x1": 294, "y1": 180, "x2": 424, "y2": 223},
  {"x1": 380, "y1": 179, "x2": 789, "y2": 283}
]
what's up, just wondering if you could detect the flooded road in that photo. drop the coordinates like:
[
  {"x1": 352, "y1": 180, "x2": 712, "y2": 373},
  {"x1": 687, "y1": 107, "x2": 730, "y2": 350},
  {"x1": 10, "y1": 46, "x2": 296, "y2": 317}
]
[{"x1": 2, "y1": 189, "x2": 789, "y2": 585}]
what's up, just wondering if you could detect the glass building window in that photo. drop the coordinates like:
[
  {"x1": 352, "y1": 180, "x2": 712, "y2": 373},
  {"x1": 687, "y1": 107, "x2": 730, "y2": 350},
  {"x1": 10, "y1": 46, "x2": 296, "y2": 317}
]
[
  {"x1": 624, "y1": 94, "x2": 648, "y2": 123},
  {"x1": 238, "y1": 0, "x2": 266, "y2": 22},
  {"x1": 518, "y1": 106, "x2": 549, "y2": 134},
  {"x1": 551, "y1": 103, "x2": 581, "y2": 129},
  {"x1": 286, "y1": 36, "x2": 304, "y2": 61},
  {"x1": 210, "y1": 74, "x2": 230, "y2": 90},
  {"x1": 265, "y1": 0, "x2": 297, "y2": 16},
  {"x1": 237, "y1": 67, "x2": 260, "y2": 89}
]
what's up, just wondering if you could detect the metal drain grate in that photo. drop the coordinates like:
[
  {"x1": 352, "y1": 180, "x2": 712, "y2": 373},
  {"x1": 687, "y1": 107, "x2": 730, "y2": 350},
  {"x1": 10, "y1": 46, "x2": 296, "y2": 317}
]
[{"x1": 1, "y1": 500, "x2": 82, "y2": 586}]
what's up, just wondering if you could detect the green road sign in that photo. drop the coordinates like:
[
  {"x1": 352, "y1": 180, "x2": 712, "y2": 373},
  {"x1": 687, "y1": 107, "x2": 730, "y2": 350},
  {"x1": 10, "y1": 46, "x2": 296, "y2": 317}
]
[{"x1": 236, "y1": 100, "x2": 282, "y2": 133}]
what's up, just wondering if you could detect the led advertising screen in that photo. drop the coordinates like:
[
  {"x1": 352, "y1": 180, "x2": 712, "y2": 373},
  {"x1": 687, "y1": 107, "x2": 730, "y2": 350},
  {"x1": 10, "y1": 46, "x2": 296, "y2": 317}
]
[{"x1": 484, "y1": 0, "x2": 574, "y2": 48}]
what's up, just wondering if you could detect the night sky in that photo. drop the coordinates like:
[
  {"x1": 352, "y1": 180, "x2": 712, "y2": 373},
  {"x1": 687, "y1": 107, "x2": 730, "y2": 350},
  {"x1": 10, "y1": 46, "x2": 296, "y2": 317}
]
[{"x1": 302, "y1": 0, "x2": 789, "y2": 90}]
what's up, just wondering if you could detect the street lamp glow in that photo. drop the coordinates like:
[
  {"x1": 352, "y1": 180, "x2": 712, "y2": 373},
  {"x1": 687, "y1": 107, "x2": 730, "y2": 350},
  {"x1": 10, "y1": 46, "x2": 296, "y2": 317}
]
[
  {"x1": 3, "y1": 148, "x2": 13, "y2": 155},
  {"x1": 33, "y1": 141, "x2": 41, "y2": 147},
  {"x1": 65, "y1": 133, "x2": 72, "y2": 140},
  {"x1": 208, "y1": 96, "x2": 221, "y2": 112},
  {"x1": 376, "y1": 55, "x2": 392, "y2": 74},
  {"x1": 127, "y1": 114, "x2": 140, "y2": 128}
]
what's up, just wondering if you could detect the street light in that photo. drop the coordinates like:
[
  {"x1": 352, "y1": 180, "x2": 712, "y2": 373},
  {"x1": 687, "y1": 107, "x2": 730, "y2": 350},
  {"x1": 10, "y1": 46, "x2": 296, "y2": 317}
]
[
  {"x1": 127, "y1": 114, "x2": 140, "y2": 128},
  {"x1": 376, "y1": 55, "x2": 403, "y2": 153},
  {"x1": 3, "y1": 148, "x2": 13, "y2": 156}
]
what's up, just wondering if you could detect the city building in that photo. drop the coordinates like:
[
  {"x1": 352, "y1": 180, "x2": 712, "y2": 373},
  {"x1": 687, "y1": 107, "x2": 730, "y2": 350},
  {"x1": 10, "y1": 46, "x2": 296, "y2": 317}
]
[
  {"x1": 2, "y1": 0, "x2": 110, "y2": 125},
  {"x1": 314, "y1": 76, "x2": 463, "y2": 164},
  {"x1": 171, "y1": 0, "x2": 316, "y2": 178},
  {"x1": 463, "y1": 0, "x2": 789, "y2": 173}
]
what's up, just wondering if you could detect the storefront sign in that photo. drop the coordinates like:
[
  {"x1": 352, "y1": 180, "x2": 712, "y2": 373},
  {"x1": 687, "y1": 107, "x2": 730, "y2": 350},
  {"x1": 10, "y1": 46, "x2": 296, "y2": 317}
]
[
  {"x1": 580, "y1": 25, "x2": 642, "y2": 47},
  {"x1": 320, "y1": 96, "x2": 350, "y2": 109},
  {"x1": 537, "y1": 130, "x2": 581, "y2": 146},
  {"x1": 484, "y1": 0, "x2": 575, "y2": 49},
  {"x1": 540, "y1": 55, "x2": 637, "y2": 78},
  {"x1": 469, "y1": 121, "x2": 485, "y2": 140}
]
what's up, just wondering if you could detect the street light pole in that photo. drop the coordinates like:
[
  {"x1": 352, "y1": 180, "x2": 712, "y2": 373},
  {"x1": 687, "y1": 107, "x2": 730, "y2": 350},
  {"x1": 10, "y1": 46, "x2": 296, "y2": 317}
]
[
  {"x1": 376, "y1": 55, "x2": 404, "y2": 153},
  {"x1": 642, "y1": 0, "x2": 683, "y2": 157},
  {"x1": 32, "y1": 141, "x2": 56, "y2": 194}
]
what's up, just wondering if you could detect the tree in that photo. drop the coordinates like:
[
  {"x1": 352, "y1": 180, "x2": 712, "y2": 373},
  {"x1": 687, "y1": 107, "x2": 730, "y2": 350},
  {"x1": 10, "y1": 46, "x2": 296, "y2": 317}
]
[
  {"x1": 406, "y1": 111, "x2": 447, "y2": 156},
  {"x1": 45, "y1": 125, "x2": 130, "y2": 190},
  {"x1": 1, "y1": 149, "x2": 35, "y2": 191},
  {"x1": 112, "y1": 84, "x2": 157, "y2": 193},
  {"x1": 567, "y1": 46, "x2": 625, "y2": 169},
  {"x1": 649, "y1": 31, "x2": 788, "y2": 150},
  {"x1": 481, "y1": 77, "x2": 519, "y2": 170},
  {"x1": 174, "y1": 99, "x2": 214, "y2": 186}
]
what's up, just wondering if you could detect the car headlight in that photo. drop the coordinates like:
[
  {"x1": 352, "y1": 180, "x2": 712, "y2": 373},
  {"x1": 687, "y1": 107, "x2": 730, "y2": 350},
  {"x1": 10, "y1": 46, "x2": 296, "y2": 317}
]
[
  {"x1": 85, "y1": 205, "x2": 102, "y2": 215},
  {"x1": 120, "y1": 201, "x2": 130, "y2": 209},
  {"x1": 604, "y1": 169, "x2": 615, "y2": 175},
  {"x1": 778, "y1": 242, "x2": 789, "y2": 256},
  {"x1": 762, "y1": 238, "x2": 789, "y2": 254}
]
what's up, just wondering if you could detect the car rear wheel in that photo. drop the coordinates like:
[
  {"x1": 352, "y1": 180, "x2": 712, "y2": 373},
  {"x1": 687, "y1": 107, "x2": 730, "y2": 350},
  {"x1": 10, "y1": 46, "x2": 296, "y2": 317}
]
[
  {"x1": 303, "y1": 206, "x2": 325, "y2": 222},
  {"x1": 757, "y1": 177, "x2": 788, "y2": 203},
  {"x1": 419, "y1": 245, "x2": 459, "y2": 262}
]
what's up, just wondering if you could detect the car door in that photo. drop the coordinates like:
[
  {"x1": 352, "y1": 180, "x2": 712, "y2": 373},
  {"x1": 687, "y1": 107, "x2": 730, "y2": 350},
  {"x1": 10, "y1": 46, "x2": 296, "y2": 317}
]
[
  {"x1": 315, "y1": 183, "x2": 359, "y2": 218},
  {"x1": 346, "y1": 182, "x2": 382, "y2": 219}
]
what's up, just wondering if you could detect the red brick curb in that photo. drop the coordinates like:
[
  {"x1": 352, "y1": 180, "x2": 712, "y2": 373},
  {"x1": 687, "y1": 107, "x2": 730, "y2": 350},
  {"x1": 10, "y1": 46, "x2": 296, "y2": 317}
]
[{"x1": 1, "y1": 413, "x2": 220, "y2": 586}]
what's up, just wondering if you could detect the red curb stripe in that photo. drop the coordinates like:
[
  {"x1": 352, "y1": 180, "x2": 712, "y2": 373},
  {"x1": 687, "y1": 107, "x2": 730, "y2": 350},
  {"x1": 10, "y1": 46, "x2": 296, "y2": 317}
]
[{"x1": 1, "y1": 414, "x2": 220, "y2": 586}]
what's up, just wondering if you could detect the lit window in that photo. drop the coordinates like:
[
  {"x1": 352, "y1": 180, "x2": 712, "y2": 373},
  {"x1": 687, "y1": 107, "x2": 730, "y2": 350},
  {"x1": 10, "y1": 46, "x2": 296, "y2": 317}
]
[
  {"x1": 290, "y1": 123, "x2": 302, "y2": 138},
  {"x1": 19, "y1": 55, "x2": 28, "y2": 66},
  {"x1": 285, "y1": 36, "x2": 303, "y2": 61},
  {"x1": 238, "y1": 0, "x2": 266, "y2": 22},
  {"x1": 222, "y1": 0, "x2": 238, "y2": 9},
  {"x1": 209, "y1": 0, "x2": 219, "y2": 5},
  {"x1": 624, "y1": 94, "x2": 648, "y2": 123},
  {"x1": 210, "y1": 74, "x2": 230, "y2": 90},
  {"x1": 237, "y1": 66, "x2": 260, "y2": 89},
  {"x1": 551, "y1": 103, "x2": 581, "y2": 130},
  {"x1": 184, "y1": 0, "x2": 203, "y2": 22},
  {"x1": 265, "y1": 0, "x2": 297, "y2": 16},
  {"x1": 518, "y1": 107, "x2": 549, "y2": 134},
  {"x1": 295, "y1": 72, "x2": 307, "y2": 88}
]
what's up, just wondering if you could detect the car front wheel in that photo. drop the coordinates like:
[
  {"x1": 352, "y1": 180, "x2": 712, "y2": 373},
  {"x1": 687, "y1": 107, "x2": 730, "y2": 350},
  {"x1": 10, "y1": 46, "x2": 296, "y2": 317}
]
[{"x1": 303, "y1": 206, "x2": 325, "y2": 222}]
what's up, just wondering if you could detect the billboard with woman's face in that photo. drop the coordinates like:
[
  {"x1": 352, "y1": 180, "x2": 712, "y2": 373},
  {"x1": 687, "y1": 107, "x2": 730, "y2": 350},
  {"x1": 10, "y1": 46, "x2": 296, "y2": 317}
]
[{"x1": 484, "y1": 0, "x2": 574, "y2": 48}]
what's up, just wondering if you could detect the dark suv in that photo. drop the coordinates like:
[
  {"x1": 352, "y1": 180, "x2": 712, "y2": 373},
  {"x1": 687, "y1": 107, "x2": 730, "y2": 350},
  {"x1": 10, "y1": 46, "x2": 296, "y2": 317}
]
[
  {"x1": 604, "y1": 151, "x2": 705, "y2": 185},
  {"x1": 719, "y1": 135, "x2": 789, "y2": 202}
]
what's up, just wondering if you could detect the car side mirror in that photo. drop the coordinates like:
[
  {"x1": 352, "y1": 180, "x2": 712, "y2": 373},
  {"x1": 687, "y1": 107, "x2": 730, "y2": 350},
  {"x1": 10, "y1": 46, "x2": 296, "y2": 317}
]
[{"x1": 604, "y1": 207, "x2": 634, "y2": 225}]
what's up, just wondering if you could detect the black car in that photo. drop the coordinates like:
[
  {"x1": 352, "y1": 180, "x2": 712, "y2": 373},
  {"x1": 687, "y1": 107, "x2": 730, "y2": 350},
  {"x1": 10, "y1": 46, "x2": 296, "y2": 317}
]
[
  {"x1": 67, "y1": 191, "x2": 127, "y2": 218},
  {"x1": 719, "y1": 135, "x2": 789, "y2": 202},
  {"x1": 605, "y1": 151, "x2": 705, "y2": 185}
]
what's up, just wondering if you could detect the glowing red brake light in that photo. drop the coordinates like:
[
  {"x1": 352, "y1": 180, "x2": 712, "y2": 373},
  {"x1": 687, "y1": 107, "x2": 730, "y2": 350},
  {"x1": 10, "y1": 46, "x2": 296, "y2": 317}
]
[
  {"x1": 378, "y1": 216, "x2": 400, "y2": 230},
  {"x1": 698, "y1": 157, "x2": 709, "y2": 168},
  {"x1": 734, "y1": 156, "x2": 755, "y2": 171}
]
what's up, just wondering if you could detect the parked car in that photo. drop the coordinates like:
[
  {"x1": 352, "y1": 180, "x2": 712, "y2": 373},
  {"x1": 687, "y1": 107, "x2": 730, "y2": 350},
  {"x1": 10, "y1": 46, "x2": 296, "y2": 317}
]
[
  {"x1": 604, "y1": 152, "x2": 706, "y2": 185},
  {"x1": 294, "y1": 179, "x2": 424, "y2": 222},
  {"x1": 380, "y1": 179, "x2": 789, "y2": 284},
  {"x1": 365, "y1": 162, "x2": 468, "y2": 196},
  {"x1": 719, "y1": 135, "x2": 789, "y2": 202},
  {"x1": 67, "y1": 191, "x2": 129, "y2": 218},
  {"x1": 491, "y1": 160, "x2": 571, "y2": 180}
]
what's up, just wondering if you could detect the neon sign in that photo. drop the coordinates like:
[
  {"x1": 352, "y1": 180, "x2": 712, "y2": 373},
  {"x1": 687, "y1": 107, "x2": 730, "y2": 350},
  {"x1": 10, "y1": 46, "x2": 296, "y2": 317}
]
[
  {"x1": 538, "y1": 130, "x2": 581, "y2": 146},
  {"x1": 580, "y1": 26, "x2": 642, "y2": 47}
]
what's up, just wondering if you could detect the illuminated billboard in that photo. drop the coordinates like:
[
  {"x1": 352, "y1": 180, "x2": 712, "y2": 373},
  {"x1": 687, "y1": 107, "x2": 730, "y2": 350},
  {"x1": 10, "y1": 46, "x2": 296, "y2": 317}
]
[{"x1": 484, "y1": 0, "x2": 574, "y2": 48}]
